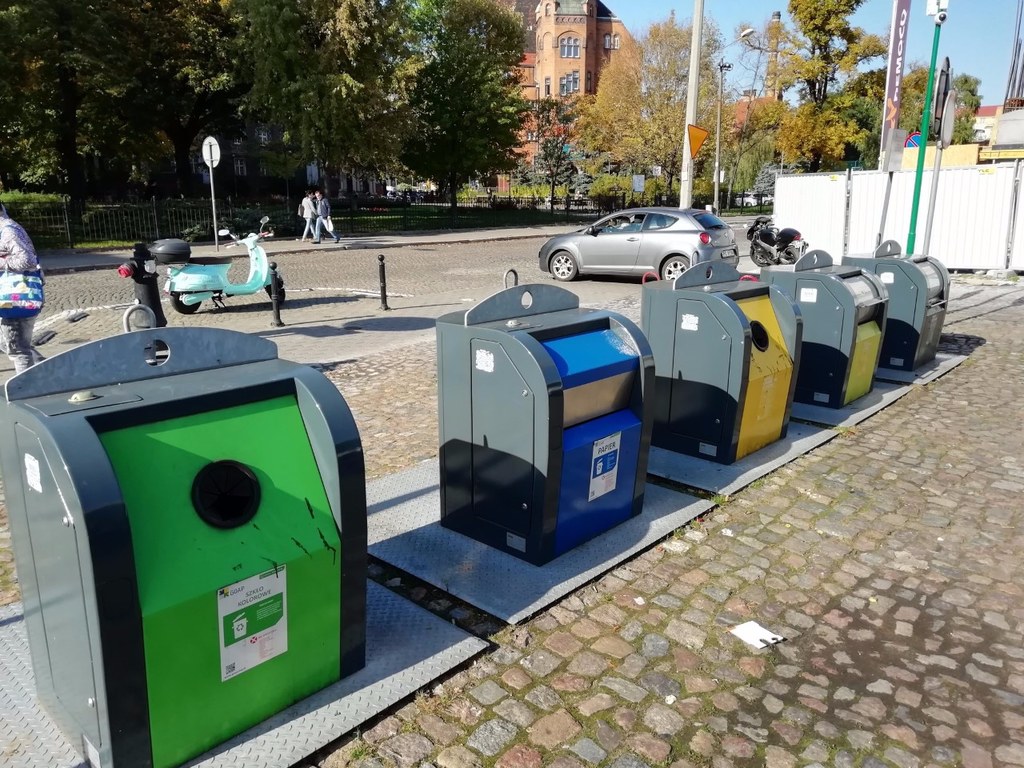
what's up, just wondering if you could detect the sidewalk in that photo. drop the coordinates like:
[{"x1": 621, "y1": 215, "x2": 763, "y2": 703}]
[{"x1": 38, "y1": 223, "x2": 584, "y2": 274}]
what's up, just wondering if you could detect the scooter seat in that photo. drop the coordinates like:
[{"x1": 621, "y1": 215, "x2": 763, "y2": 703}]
[{"x1": 189, "y1": 256, "x2": 234, "y2": 265}]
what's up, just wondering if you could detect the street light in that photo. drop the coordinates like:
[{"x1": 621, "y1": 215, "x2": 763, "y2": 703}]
[{"x1": 714, "y1": 28, "x2": 755, "y2": 215}]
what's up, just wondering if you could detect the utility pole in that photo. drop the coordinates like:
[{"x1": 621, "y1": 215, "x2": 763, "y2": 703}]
[
  {"x1": 714, "y1": 60, "x2": 732, "y2": 214},
  {"x1": 679, "y1": 0, "x2": 705, "y2": 209}
]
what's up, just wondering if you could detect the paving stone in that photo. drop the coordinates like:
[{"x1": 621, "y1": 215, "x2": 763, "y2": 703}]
[
  {"x1": 641, "y1": 633, "x2": 670, "y2": 658},
  {"x1": 520, "y1": 650, "x2": 562, "y2": 678},
  {"x1": 544, "y1": 632, "x2": 584, "y2": 658},
  {"x1": 380, "y1": 734, "x2": 434, "y2": 768},
  {"x1": 640, "y1": 671, "x2": 681, "y2": 699},
  {"x1": 525, "y1": 685, "x2": 560, "y2": 711},
  {"x1": 596, "y1": 720, "x2": 623, "y2": 752},
  {"x1": 528, "y1": 708, "x2": 581, "y2": 749},
  {"x1": 466, "y1": 719, "x2": 517, "y2": 757},
  {"x1": 548, "y1": 759, "x2": 585, "y2": 768},
  {"x1": 469, "y1": 680, "x2": 508, "y2": 706},
  {"x1": 570, "y1": 618, "x2": 603, "y2": 639},
  {"x1": 495, "y1": 745, "x2": 542, "y2": 768},
  {"x1": 494, "y1": 699, "x2": 537, "y2": 728},
  {"x1": 569, "y1": 738, "x2": 607, "y2": 765},
  {"x1": 501, "y1": 667, "x2": 533, "y2": 691},
  {"x1": 364, "y1": 717, "x2": 402, "y2": 744},
  {"x1": 576, "y1": 692, "x2": 616, "y2": 716},
  {"x1": 566, "y1": 650, "x2": 609, "y2": 677},
  {"x1": 764, "y1": 746, "x2": 797, "y2": 768},
  {"x1": 417, "y1": 714, "x2": 463, "y2": 746},
  {"x1": 628, "y1": 733, "x2": 671, "y2": 763},
  {"x1": 599, "y1": 676, "x2": 649, "y2": 703},
  {"x1": 592, "y1": 635, "x2": 635, "y2": 659},
  {"x1": 642, "y1": 702, "x2": 687, "y2": 736},
  {"x1": 607, "y1": 757, "x2": 652, "y2": 768},
  {"x1": 437, "y1": 746, "x2": 482, "y2": 768}
]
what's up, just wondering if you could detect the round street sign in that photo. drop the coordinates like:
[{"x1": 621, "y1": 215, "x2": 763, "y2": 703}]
[
  {"x1": 905, "y1": 131, "x2": 922, "y2": 148},
  {"x1": 938, "y1": 89, "x2": 957, "y2": 150},
  {"x1": 202, "y1": 136, "x2": 221, "y2": 169}
]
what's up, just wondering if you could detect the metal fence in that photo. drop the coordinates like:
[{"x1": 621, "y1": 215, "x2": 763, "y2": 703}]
[{"x1": 2, "y1": 192, "x2": 717, "y2": 250}]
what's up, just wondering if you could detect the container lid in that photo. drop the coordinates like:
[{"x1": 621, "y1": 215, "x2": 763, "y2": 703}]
[{"x1": 541, "y1": 329, "x2": 638, "y2": 389}]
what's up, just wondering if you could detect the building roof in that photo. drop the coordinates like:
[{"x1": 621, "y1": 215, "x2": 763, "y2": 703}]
[
  {"x1": 976, "y1": 105, "x2": 1001, "y2": 117},
  {"x1": 554, "y1": 0, "x2": 617, "y2": 17}
]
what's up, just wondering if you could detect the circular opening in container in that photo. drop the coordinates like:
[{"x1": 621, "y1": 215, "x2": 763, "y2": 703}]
[
  {"x1": 521, "y1": 290, "x2": 533, "y2": 309},
  {"x1": 192, "y1": 460, "x2": 261, "y2": 529},
  {"x1": 749, "y1": 320, "x2": 770, "y2": 352},
  {"x1": 145, "y1": 339, "x2": 170, "y2": 366}
]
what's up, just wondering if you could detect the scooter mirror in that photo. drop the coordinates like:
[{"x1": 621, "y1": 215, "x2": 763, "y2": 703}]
[
  {"x1": 259, "y1": 216, "x2": 270, "y2": 224},
  {"x1": 218, "y1": 228, "x2": 230, "y2": 236}
]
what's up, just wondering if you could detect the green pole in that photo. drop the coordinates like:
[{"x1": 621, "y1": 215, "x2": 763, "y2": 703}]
[{"x1": 906, "y1": 18, "x2": 944, "y2": 254}]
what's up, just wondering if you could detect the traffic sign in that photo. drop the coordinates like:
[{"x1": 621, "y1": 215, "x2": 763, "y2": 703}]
[
  {"x1": 687, "y1": 124, "x2": 710, "y2": 160},
  {"x1": 937, "y1": 89, "x2": 957, "y2": 149},
  {"x1": 905, "y1": 131, "x2": 922, "y2": 148},
  {"x1": 931, "y1": 57, "x2": 951, "y2": 135},
  {"x1": 202, "y1": 136, "x2": 221, "y2": 169}
]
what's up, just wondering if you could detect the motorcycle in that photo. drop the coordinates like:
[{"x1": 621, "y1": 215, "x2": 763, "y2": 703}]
[
  {"x1": 158, "y1": 216, "x2": 285, "y2": 314},
  {"x1": 746, "y1": 216, "x2": 806, "y2": 267}
]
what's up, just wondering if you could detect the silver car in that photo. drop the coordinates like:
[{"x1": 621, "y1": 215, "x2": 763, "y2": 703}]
[{"x1": 538, "y1": 207, "x2": 738, "y2": 282}]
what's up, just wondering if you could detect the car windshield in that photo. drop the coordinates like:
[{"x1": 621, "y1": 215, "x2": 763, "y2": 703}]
[{"x1": 692, "y1": 212, "x2": 728, "y2": 230}]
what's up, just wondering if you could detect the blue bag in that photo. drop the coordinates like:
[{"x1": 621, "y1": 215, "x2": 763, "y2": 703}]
[{"x1": 0, "y1": 268, "x2": 45, "y2": 319}]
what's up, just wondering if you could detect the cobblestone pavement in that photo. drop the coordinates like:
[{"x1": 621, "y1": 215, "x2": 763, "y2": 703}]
[{"x1": 1, "y1": 237, "x2": 1023, "y2": 767}]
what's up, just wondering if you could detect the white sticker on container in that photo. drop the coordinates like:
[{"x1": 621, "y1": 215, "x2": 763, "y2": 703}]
[
  {"x1": 474, "y1": 348, "x2": 495, "y2": 373},
  {"x1": 589, "y1": 432, "x2": 622, "y2": 501},
  {"x1": 218, "y1": 566, "x2": 287, "y2": 682},
  {"x1": 799, "y1": 287, "x2": 818, "y2": 303},
  {"x1": 24, "y1": 453, "x2": 41, "y2": 493},
  {"x1": 506, "y1": 533, "x2": 526, "y2": 552},
  {"x1": 698, "y1": 442, "x2": 717, "y2": 457},
  {"x1": 680, "y1": 313, "x2": 699, "y2": 331},
  {"x1": 813, "y1": 392, "x2": 830, "y2": 403},
  {"x1": 880, "y1": 271, "x2": 895, "y2": 284}
]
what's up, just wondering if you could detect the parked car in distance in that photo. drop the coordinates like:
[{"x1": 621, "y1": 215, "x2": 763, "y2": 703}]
[
  {"x1": 734, "y1": 193, "x2": 772, "y2": 206},
  {"x1": 538, "y1": 207, "x2": 738, "y2": 282}
]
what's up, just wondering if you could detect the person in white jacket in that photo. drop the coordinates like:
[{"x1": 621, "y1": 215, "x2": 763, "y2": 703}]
[
  {"x1": 0, "y1": 203, "x2": 45, "y2": 374},
  {"x1": 297, "y1": 190, "x2": 317, "y2": 242}
]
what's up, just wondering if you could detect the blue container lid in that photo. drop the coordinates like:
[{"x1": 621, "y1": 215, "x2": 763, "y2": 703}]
[{"x1": 541, "y1": 329, "x2": 639, "y2": 389}]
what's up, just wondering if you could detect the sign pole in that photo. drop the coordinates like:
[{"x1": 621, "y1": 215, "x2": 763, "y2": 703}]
[
  {"x1": 906, "y1": 12, "x2": 947, "y2": 253},
  {"x1": 923, "y1": 89, "x2": 957, "y2": 254},
  {"x1": 202, "y1": 136, "x2": 222, "y2": 252},
  {"x1": 879, "y1": 0, "x2": 912, "y2": 168},
  {"x1": 679, "y1": 0, "x2": 705, "y2": 209}
]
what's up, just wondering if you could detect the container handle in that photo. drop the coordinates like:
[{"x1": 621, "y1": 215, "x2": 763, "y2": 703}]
[{"x1": 503, "y1": 269, "x2": 519, "y2": 289}]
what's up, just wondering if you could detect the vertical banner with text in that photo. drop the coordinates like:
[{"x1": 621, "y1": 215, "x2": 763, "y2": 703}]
[{"x1": 880, "y1": 0, "x2": 913, "y2": 168}]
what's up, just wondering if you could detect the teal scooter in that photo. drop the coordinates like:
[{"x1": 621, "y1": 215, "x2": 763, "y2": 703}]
[{"x1": 156, "y1": 216, "x2": 286, "y2": 315}]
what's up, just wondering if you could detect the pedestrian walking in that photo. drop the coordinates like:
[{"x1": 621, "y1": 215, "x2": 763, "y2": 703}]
[
  {"x1": 312, "y1": 190, "x2": 340, "y2": 244},
  {"x1": 297, "y1": 190, "x2": 317, "y2": 242},
  {"x1": 0, "y1": 203, "x2": 46, "y2": 374}
]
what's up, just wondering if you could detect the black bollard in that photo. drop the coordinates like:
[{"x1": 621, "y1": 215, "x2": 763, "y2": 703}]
[
  {"x1": 378, "y1": 254, "x2": 391, "y2": 311},
  {"x1": 117, "y1": 243, "x2": 167, "y2": 328},
  {"x1": 269, "y1": 262, "x2": 285, "y2": 327}
]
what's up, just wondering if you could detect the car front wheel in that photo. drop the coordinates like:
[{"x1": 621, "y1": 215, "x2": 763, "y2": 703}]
[
  {"x1": 550, "y1": 251, "x2": 579, "y2": 282},
  {"x1": 660, "y1": 255, "x2": 691, "y2": 282}
]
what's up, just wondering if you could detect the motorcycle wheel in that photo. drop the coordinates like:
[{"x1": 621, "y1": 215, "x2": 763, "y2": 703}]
[
  {"x1": 264, "y1": 283, "x2": 286, "y2": 305},
  {"x1": 169, "y1": 292, "x2": 201, "y2": 314},
  {"x1": 781, "y1": 248, "x2": 799, "y2": 265},
  {"x1": 749, "y1": 245, "x2": 774, "y2": 268}
]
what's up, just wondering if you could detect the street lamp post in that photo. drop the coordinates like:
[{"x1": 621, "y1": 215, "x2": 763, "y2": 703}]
[{"x1": 713, "y1": 60, "x2": 733, "y2": 215}]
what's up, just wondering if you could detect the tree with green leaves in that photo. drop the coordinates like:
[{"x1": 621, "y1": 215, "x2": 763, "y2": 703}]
[
  {"x1": 237, "y1": 0, "x2": 419, "y2": 192},
  {"x1": 951, "y1": 73, "x2": 982, "y2": 145},
  {"x1": 402, "y1": 0, "x2": 528, "y2": 208},
  {"x1": 126, "y1": 0, "x2": 249, "y2": 197},
  {"x1": 529, "y1": 98, "x2": 577, "y2": 204}
]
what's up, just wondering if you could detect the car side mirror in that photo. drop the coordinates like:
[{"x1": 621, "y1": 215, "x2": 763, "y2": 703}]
[{"x1": 589, "y1": 226, "x2": 599, "y2": 236}]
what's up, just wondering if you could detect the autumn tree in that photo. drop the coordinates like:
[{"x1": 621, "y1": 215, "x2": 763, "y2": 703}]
[
  {"x1": 951, "y1": 74, "x2": 982, "y2": 144},
  {"x1": 773, "y1": 0, "x2": 887, "y2": 171},
  {"x1": 401, "y1": 0, "x2": 528, "y2": 208},
  {"x1": 577, "y1": 13, "x2": 723, "y2": 195}
]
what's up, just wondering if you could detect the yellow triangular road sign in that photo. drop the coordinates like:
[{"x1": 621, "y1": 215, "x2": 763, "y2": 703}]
[{"x1": 688, "y1": 124, "x2": 710, "y2": 159}]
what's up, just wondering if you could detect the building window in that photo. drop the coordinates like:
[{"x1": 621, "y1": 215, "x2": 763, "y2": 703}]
[
  {"x1": 259, "y1": 161, "x2": 269, "y2": 177},
  {"x1": 545, "y1": 3, "x2": 550, "y2": 15},
  {"x1": 586, "y1": 70, "x2": 592, "y2": 93},
  {"x1": 613, "y1": 34, "x2": 621, "y2": 49},
  {"x1": 560, "y1": 36, "x2": 580, "y2": 58},
  {"x1": 537, "y1": 33, "x2": 543, "y2": 50},
  {"x1": 256, "y1": 126, "x2": 271, "y2": 146},
  {"x1": 604, "y1": 33, "x2": 611, "y2": 49},
  {"x1": 559, "y1": 71, "x2": 580, "y2": 96},
  {"x1": 234, "y1": 157, "x2": 247, "y2": 176},
  {"x1": 232, "y1": 137, "x2": 244, "y2": 148},
  {"x1": 545, "y1": 77, "x2": 551, "y2": 96}
]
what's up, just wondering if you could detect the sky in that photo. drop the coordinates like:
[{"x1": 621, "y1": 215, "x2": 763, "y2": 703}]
[{"x1": 613, "y1": 0, "x2": 1016, "y2": 108}]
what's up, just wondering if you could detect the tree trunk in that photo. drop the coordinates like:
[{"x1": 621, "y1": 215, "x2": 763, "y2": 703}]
[
  {"x1": 172, "y1": 135, "x2": 195, "y2": 198},
  {"x1": 449, "y1": 171, "x2": 458, "y2": 211}
]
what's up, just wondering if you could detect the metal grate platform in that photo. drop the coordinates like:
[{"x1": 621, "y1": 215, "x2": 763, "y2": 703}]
[
  {"x1": 874, "y1": 352, "x2": 967, "y2": 384},
  {"x1": 366, "y1": 461, "x2": 714, "y2": 624},
  {"x1": 647, "y1": 422, "x2": 836, "y2": 496},
  {"x1": 0, "y1": 582, "x2": 486, "y2": 768},
  {"x1": 790, "y1": 380, "x2": 913, "y2": 428}
]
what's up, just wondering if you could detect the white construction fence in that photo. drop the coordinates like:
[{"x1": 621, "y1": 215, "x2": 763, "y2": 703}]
[{"x1": 774, "y1": 164, "x2": 1024, "y2": 271}]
